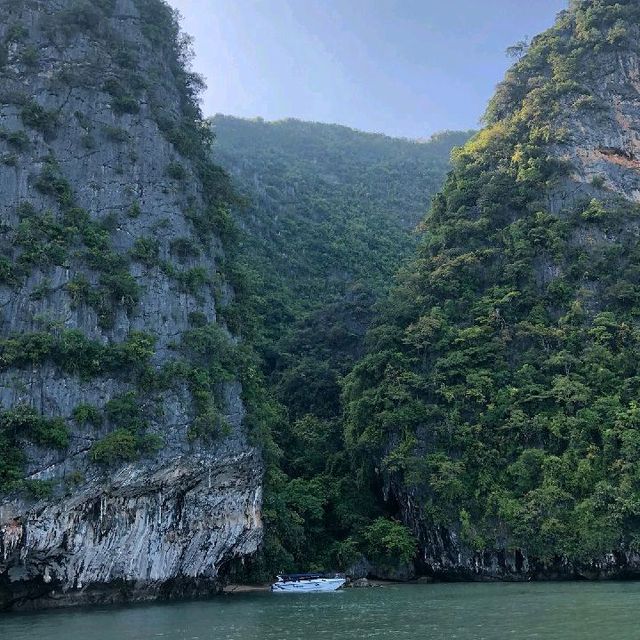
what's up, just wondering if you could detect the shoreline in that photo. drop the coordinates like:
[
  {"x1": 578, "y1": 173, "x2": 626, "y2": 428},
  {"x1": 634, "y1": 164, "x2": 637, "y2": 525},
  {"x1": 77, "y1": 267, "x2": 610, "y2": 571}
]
[
  {"x1": 222, "y1": 578, "x2": 408, "y2": 593},
  {"x1": 223, "y1": 583, "x2": 271, "y2": 593}
]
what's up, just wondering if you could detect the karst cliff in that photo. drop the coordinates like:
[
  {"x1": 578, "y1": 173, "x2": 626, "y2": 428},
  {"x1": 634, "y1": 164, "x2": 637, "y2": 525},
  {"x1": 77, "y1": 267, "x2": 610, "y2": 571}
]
[
  {"x1": 345, "y1": 0, "x2": 640, "y2": 581},
  {"x1": 0, "y1": 0, "x2": 261, "y2": 610}
]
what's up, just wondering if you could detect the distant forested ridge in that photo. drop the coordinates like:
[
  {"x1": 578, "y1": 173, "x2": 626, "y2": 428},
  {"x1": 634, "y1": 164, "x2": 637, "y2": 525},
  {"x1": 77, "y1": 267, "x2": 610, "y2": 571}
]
[
  {"x1": 211, "y1": 115, "x2": 471, "y2": 575},
  {"x1": 212, "y1": 116, "x2": 471, "y2": 330},
  {"x1": 345, "y1": 0, "x2": 640, "y2": 579}
]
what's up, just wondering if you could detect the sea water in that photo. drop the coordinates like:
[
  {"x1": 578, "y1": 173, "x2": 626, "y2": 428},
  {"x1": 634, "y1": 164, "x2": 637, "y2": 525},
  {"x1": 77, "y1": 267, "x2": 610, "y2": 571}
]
[{"x1": 1, "y1": 581, "x2": 638, "y2": 639}]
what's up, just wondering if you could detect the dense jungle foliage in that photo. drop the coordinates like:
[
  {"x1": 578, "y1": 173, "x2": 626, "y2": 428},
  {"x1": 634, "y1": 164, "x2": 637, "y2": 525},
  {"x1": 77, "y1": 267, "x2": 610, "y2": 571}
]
[
  {"x1": 345, "y1": 0, "x2": 640, "y2": 564},
  {"x1": 212, "y1": 116, "x2": 471, "y2": 574}
]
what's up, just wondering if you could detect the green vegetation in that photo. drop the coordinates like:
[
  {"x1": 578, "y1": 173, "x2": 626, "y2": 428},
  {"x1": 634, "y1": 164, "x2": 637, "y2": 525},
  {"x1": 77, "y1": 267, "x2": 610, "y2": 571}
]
[
  {"x1": 128, "y1": 201, "x2": 142, "y2": 218},
  {"x1": 0, "y1": 257, "x2": 17, "y2": 286},
  {"x1": 72, "y1": 404, "x2": 102, "y2": 427},
  {"x1": 5, "y1": 24, "x2": 28, "y2": 44},
  {"x1": 131, "y1": 237, "x2": 160, "y2": 267},
  {"x1": 104, "y1": 392, "x2": 148, "y2": 431},
  {"x1": 18, "y1": 45, "x2": 39, "y2": 68},
  {"x1": 42, "y1": 0, "x2": 116, "y2": 40},
  {"x1": 166, "y1": 161, "x2": 187, "y2": 181},
  {"x1": 25, "y1": 479, "x2": 55, "y2": 499},
  {"x1": 363, "y1": 518, "x2": 418, "y2": 569},
  {"x1": 0, "y1": 128, "x2": 30, "y2": 151},
  {"x1": 8, "y1": 160, "x2": 143, "y2": 326},
  {"x1": 90, "y1": 393, "x2": 163, "y2": 464},
  {"x1": 33, "y1": 158, "x2": 73, "y2": 205},
  {"x1": 212, "y1": 116, "x2": 470, "y2": 575},
  {"x1": 174, "y1": 266, "x2": 211, "y2": 295},
  {"x1": 91, "y1": 429, "x2": 145, "y2": 464},
  {"x1": 133, "y1": 0, "x2": 236, "y2": 214},
  {"x1": 103, "y1": 77, "x2": 141, "y2": 115},
  {"x1": 0, "y1": 329, "x2": 156, "y2": 378},
  {"x1": 102, "y1": 125, "x2": 130, "y2": 143},
  {"x1": 170, "y1": 236, "x2": 200, "y2": 260},
  {"x1": 3, "y1": 0, "x2": 640, "y2": 581},
  {"x1": 7, "y1": 156, "x2": 146, "y2": 327},
  {"x1": 20, "y1": 101, "x2": 58, "y2": 138},
  {"x1": 213, "y1": 115, "x2": 472, "y2": 334},
  {"x1": 0, "y1": 405, "x2": 70, "y2": 492},
  {"x1": 344, "y1": 0, "x2": 640, "y2": 566},
  {"x1": 1, "y1": 153, "x2": 17, "y2": 167}
]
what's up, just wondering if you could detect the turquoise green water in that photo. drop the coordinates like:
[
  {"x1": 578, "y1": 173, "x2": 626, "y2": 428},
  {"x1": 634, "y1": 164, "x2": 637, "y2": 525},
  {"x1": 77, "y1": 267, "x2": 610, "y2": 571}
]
[{"x1": 1, "y1": 582, "x2": 639, "y2": 639}]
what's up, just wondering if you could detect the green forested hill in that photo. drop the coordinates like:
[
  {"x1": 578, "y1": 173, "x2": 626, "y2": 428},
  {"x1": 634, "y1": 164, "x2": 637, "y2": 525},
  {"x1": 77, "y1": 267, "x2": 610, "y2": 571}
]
[
  {"x1": 211, "y1": 115, "x2": 471, "y2": 573},
  {"x1": 344, "y1": 0, "x2": 640, "y2": 577},
  {"x1": 212, "y1": 116, "x2": 470, "y2": 330}
]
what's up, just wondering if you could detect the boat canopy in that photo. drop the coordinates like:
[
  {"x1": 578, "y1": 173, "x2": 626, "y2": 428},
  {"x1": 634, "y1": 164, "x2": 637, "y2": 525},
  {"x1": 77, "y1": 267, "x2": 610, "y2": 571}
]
[{"x1": 277, "y1": 573, "x2": 324, "y2": 581}]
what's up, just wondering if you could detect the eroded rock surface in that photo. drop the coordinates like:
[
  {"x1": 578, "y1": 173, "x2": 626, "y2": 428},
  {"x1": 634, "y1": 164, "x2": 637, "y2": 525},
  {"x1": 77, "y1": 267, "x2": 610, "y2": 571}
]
[{"x1": 0, "y1": 0, "x2": 262, "y2": 609}]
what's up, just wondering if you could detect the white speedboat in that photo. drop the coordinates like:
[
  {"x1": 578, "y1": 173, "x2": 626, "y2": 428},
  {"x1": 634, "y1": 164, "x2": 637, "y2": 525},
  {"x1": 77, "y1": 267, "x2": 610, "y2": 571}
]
[{"x1": 271, "y1": 573, "x2": 346, "y2": 593}]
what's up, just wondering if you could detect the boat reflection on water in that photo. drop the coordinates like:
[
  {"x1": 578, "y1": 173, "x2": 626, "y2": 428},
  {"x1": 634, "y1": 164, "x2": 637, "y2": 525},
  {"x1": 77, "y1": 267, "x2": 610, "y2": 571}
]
[{"x1": 271, "y1": 573, "x2": 346, "y2": 593}]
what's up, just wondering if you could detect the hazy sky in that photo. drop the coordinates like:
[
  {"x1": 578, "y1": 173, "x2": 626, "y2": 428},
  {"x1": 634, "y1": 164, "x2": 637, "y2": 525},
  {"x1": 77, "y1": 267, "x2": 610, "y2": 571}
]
[{"x1": 168, "y1": 0, "x2": 568, "y2": 139}]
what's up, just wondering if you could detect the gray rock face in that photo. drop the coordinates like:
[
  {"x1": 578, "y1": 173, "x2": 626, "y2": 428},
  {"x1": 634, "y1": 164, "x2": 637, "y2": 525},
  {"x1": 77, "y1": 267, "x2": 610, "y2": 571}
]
[
  {"x1": 400, "y1": 490, "x2": 640, "y2": 581},
  {"x1": 554, "y1": 50, "x2": 640, "y2": 203},
  {"x1": 0, "y1": 449, "x2": 262, "y2": 608},
  {"x1": 345, "y1": 555, "x2": 415, "y2": 582},
  {"x1": 0, "y1": 0, "x2": 262, "y2": 609}
]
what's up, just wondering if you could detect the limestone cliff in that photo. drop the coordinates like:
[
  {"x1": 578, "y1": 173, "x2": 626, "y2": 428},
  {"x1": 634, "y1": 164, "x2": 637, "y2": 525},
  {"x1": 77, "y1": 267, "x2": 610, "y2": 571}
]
[
  {"x1": 344, "y1": 0, "x2": 640, "y2": 581},
  {"x1": 0, "y1": 0, "x2": 261, "y2": 609}
]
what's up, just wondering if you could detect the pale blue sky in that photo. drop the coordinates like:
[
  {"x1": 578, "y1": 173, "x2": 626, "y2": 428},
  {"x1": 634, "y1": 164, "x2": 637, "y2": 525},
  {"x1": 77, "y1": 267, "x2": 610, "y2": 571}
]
[{"x1": 168, "y1": 0, "x2": 568, "y2": 138}]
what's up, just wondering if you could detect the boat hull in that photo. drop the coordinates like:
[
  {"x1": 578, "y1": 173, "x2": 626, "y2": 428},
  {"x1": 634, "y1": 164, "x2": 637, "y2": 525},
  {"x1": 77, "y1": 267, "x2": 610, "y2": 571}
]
[{"x1": 271, "y1": 578, "x2": 346, "y2": 593}]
